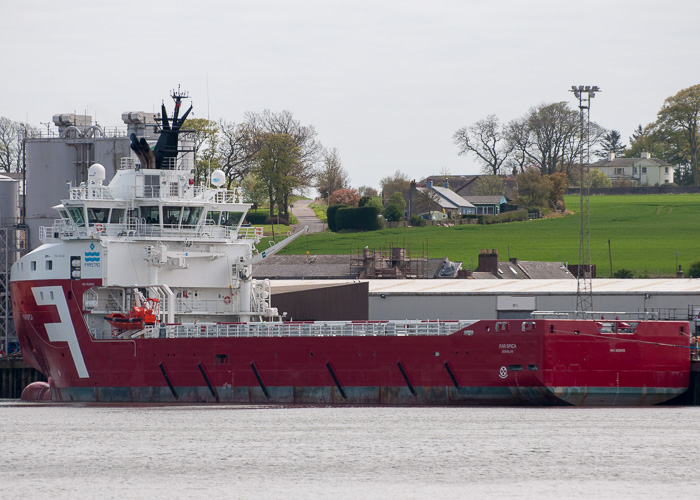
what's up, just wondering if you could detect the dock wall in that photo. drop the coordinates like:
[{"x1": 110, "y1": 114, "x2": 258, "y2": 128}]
[{"x1": 0, "y1": 359, "x2": 45, "y2": 399}]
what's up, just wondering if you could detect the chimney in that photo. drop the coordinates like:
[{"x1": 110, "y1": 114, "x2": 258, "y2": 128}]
[
  {"x1": 443, "y1": 178, "x2": 449, "y2": 188},
  {"x1": 641, "y1": 151, "x2": 651, "y2": 159},
  {"x1": 509, "y1": 257, "x2": 518, "y2": 265},
  {"x1": 457, "y1": 269, "x2": 473, "y2": 279},
  {"x1": 476, "y1": 249, "x2": 499, "y2": 274},
  {"x1": 608, "y1": 150, "x2": 615, "y2": 162},
  {"x1": 677, "y1": 265, "x2": 684, "y2": 279},
  {"x1": 426, "y1": 179, "x2": 433, "y2": 188}
]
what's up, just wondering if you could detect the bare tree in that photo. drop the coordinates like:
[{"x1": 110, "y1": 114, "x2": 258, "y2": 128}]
[
  {"x1": 453, "y1": 115, "x2": 513, "y2": 175},
  {"x1": 380, "y1": 170, "x2": 410, "y2": 199},
  {"x1": 0, "y1": 117, "x2": 28, "y2": 173},
  {"x1": 315, "y1": 147, "x2": 349, "y2": 198},
  {"x1": 506, "y1": 102, "x2": 604, "y2": 177},
  {"x1": 217, "y1": 120, "x2": 262, "y2": 188}
]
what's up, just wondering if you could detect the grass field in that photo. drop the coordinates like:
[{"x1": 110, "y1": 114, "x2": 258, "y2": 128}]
[{"x1": 277, "y1": 194, "x2": 700, "y2": 278}]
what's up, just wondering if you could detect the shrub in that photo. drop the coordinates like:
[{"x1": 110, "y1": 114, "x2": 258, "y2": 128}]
[
  {"x1": 264, "y1": 216, "x2": 289, "y2": 225},
  {"x1": 614, "y1": 268, "x2": 634, "y2": 279},
  {"x1": 336, "y1": 206, "x2": 382, "y2": 231},
  {"x1": 326, "y1": 204, "x2": 347, "y2": 232},
  {"x1": 688, "y1": 261, "x2": 700, "y2": 278},
  {"x1": 410, "y1": 214, "x2": 426, "y2": 227}
]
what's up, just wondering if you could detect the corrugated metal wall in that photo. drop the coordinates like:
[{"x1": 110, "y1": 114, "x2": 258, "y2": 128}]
[{"x1": 272, "y1": 282, "x2": 368, "y2": 321}]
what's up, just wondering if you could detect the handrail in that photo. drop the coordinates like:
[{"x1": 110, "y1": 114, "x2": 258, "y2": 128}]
[{"x1": 140, "y1": 319, "x2": 478, "y2": 339}]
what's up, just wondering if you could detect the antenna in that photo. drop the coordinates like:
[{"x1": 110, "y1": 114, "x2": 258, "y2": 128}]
[{"x1": 569, "y1": 85, "x2": 601, "y2": 318}]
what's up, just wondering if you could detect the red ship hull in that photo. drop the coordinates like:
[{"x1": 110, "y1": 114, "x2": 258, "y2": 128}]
[{"x1": 11, "y1": 279, "x2": 691, "y2": 405}]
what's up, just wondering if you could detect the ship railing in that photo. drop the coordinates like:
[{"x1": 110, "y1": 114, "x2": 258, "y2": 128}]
[
  {"x1": 238, "y1": 226, "x2": 264, "y2": 241},
  {"x1": 39, "y1": 218, "x2": 79, "y2": 243},
  {"x1": 69, "y1": 184, "x2": 115, "y2": 201},
  {"x1": 531, "y1": 310, "x2": 662, "y2": 320},
  {"x1": 156, "y1": 319, "x2": 478, "y2": 339}
]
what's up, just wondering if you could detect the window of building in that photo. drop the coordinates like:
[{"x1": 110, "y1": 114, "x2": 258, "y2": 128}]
[
  {"x1": 642, "y1": 167, "x2": 647, "y2": 174},
  {"x1": 615, "y1": 167, "x2": 624, "y2": 175},
  {"x1": 665, "y1": 167, "x2": 669, "y2": 174}
]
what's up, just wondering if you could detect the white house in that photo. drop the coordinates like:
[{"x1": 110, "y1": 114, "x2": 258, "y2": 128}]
[{"x1": 590, "y1": 151, "x2": 674, "y2": 185}]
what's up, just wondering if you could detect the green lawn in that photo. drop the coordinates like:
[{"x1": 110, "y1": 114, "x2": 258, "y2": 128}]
[{"x1": 275, "y1": 193, "x2": 700, "y2": 278}]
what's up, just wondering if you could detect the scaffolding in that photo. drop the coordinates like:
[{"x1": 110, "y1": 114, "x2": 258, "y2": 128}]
[
  {"x1": 351, "y1": 243, "x2": 429, "y2": 279},
  {"x1": 0, "y1": 226, "x2": 26, "y2": 355}
]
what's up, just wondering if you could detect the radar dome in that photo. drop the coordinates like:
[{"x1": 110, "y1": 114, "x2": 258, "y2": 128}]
[
  {"x1": 211, "y1": 169, "x2": 226, "y2": 187},
  {"x1": 88, "y1": 163, "x2": 106, "y2": 185}
]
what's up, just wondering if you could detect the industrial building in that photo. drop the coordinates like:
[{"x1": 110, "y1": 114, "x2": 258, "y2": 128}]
[{"x1": 269, "y1": 278, "x2": 700, "y2": 330}]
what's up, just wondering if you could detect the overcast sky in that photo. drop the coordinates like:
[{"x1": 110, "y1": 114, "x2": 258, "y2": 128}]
[{"x1": 2, "y1": 1, "x2": 699, "y2": 191}]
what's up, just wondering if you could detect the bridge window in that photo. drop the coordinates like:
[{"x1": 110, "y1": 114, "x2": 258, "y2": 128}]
[
  {"x1": 87, "y1": 207, "x2": 109, "y2": 226},
  {"x1": 163, "y1": 206, "x2": 183, "y2": 226},
  {"x1": 109, "y1": 209, "x2": 125, "y2": 224},
  {"x1": 206, "y1": 210, "x2": 221, "y2": 225},
  {"x1": 140, "y1": 206, "x2": 160, "y2": 224},
  {"x1": 67, "y1": 207, "x2": 85, "y2": 227},
  {"x1": 221, "y1": 211, "x2": 244, "y2": 227},
  {"x1": 182, "y1": 206, "x2": 203, "y2": 226}
]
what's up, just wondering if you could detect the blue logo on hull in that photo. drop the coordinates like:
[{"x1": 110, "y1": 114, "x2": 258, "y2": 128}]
[{"x1": 85, "y1": 243, "x2": 101, "y2": 266}]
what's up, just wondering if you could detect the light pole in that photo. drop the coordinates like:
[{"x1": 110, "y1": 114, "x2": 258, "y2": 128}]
[{"x1": 570, "y1": 85, "x2": 600, "y2": 317}]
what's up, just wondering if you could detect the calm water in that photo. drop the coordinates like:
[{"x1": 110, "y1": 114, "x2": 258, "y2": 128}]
[{"x1": 0, "y1": 402, "x2": 699, "y2": 499}]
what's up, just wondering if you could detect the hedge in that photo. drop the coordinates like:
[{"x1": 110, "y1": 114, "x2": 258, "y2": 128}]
[
  {"x1": 335, "y1": 206, "x2": 382, "y2": 231},
  {"x1": 479, "y1": 209, "x2": 528, "y2": 225},
  {"x1": 326, "y1": 204, "x2": 347, "y2": 232},
  {"x1": 245, "y1": 213, "x2": 268, "y2": 224}
]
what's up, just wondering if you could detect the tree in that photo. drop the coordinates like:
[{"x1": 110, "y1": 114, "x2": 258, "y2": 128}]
[
  {"x1": 358, "y1": 185, "x2": 379, "y2": 197},
  {"x1": 380, "y1": 170, "x2": 410, "y2": 199},
  {"x1": 0, "y1": 117, "x2": 36, "y2": 173},
  {"x1": 329, "y1": 188, "x2": 360, "y2": 207},
  {"x1": 453, "y1": 115, "x2": 513, "y2": 175},
  {"x1": 595, "y1": 130, "x2": 626, "y2": 159},
  {"x1": 245, "y1": 110, "x2": 321, "y2": 211},
  {"x1": 589, "y1": 168, "x2": 612, "y2": 188},
  {"x1": 471, "y1": 175, "x2": 505, "y2": 196},
  {"x1": 506, "y1": 102, "x2": 604, "y2": 177},
  {"x1": 315, "y1": 148, "x2": 349, "y2": 198},
  {"x1": 217, "y1": 120, "x2": 263, "y2": 188},
  {"x1": 255, "y1": 133, "x2": 302, "y2": 217},
  {"x1": 183, "y1": 118, "x2": 219, "y2": 185},
  {"x1": 655, "y1": 84, "x2": 700, "y2": 185},
  {"x1": 383, "y1": 192, "x2": 406, "y2": 221},
  {"x1": 240, "y1": 172, "x2": 268, "y2": 209},
  {"x1": 515, "y1": 168, "x2": 552, "y2": 209},
  {"x1": 548, "y1": 172, "x2": 568, "y2": 210}
]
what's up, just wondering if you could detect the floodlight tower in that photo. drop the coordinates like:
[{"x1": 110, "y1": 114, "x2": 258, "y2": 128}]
[{"x1": 570, "y1": 85, "x2": 600, "y2": 317}]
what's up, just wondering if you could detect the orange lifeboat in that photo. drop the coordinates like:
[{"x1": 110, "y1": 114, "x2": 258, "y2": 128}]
[{"x1": 105, "y1": 298, "x2": 159, "y2": 331}]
